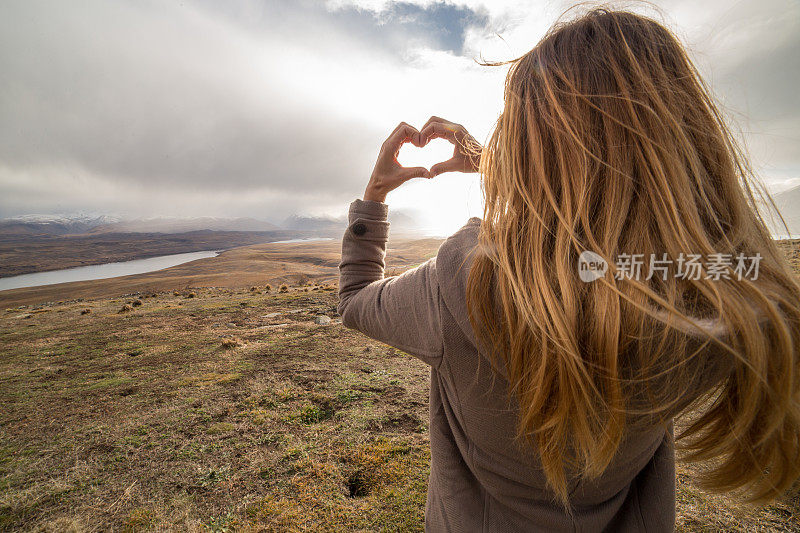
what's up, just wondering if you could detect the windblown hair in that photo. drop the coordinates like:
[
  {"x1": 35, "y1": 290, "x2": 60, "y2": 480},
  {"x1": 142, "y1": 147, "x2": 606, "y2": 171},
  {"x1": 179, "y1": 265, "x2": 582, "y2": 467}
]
[{"x1": 466, "y1": 7, "x2": 800, "y2": 506}]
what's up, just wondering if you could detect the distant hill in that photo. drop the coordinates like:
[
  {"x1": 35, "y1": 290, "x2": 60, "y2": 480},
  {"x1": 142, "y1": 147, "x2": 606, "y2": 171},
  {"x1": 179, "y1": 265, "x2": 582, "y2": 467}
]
[
  {"x1": 282, "y1": 210, "x2": 424, "y2": 237},
  {"x1": 772, "y1": 185, "x2": 800, "y2": 236},
  {"x1": 0, "y1": 208, "x2": 426, "y2": 240},
  {"x1": 87, "y1": 217, "x2": 281, "y2": 234},
  {"x1": 0, "y1": 214, "x2": 121, "y2": 236},
  {"x1": 388, "y1": 210, "x2": 426, "y2": 237},
  {"x1": 283, "y1": 215, "x2": 346, "y2": 235},
  {"x1": 0, "y1": 214, "x2": 282, "y2": 239}
]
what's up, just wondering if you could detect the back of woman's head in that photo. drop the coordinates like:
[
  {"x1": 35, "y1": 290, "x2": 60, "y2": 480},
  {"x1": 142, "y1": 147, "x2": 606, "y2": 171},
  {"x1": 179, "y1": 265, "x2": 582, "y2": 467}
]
[{"x1": 467, "y1": 7, "x2": 800, "y2": 506}]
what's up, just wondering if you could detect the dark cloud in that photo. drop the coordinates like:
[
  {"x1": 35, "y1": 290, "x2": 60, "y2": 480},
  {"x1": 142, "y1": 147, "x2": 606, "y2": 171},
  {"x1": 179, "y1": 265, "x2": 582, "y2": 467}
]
[
  {"x1": 336, "y1": 1, "x2": 491, "y2": 56},
  {"x1": 0, "y1": 0, "x2": 493, "y2": 220},
  {"x1": 194, "y1": 0, "x2": 490, "y2": 56},
  {"x1": 0, "y1": 0, "x2": 398, "y2": 218}
]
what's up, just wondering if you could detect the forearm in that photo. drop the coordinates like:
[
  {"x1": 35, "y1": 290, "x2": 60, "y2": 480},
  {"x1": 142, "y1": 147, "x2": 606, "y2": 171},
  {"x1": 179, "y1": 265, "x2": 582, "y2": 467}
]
[
  {"x1": 336, "y1": 198, "x2": 443, "y2": 364},
  {"x1": 337, "y1": 199, "x2": 390, "y2": 317}
]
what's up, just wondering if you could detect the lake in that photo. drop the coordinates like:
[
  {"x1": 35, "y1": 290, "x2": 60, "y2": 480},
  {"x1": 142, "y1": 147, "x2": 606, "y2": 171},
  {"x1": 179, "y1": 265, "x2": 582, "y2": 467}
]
[
  {"x1": 0, "y1": 250, "x2": 221, "y2": 291},
  {"x1": 269, "y1": 237, "x2": 334, "y2": 244}
]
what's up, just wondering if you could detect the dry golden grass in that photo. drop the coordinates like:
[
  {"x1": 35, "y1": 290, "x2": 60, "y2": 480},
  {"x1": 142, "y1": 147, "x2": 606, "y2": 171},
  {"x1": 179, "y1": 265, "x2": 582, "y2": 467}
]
[
  {"x1": 0, "y1": 287, "x2": 430, "y2": 531},
  {"x1": 0, "y1": 237, "x2": 443, "y2": 309},
  {"x1": 0, "y1": 239, "x2": 798, "y2": 531}
]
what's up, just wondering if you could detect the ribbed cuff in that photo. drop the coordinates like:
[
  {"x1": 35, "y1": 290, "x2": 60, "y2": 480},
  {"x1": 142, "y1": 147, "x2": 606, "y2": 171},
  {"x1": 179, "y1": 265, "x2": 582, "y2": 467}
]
[
  {"x1": 347, "y1": 199, "x2": 389, "y2": 241},
  {"x1": 349, "y1": 199, "x2": 389, "y2": 222}
]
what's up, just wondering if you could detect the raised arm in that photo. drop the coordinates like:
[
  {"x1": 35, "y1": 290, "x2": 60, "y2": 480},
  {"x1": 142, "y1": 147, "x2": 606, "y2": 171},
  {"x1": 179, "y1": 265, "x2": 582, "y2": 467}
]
[
  {"x1": 337, "y1": 119, "x2": 482, "y2": 365},
  {"x1": 337, "y1": 198, "x2": 443, "y2": 365}
]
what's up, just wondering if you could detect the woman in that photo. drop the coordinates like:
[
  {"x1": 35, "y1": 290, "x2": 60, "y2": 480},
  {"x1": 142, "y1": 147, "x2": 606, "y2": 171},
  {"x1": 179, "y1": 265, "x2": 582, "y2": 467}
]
[{"x1": 338, "y1": 8, "x2": 800, "y2": 532}]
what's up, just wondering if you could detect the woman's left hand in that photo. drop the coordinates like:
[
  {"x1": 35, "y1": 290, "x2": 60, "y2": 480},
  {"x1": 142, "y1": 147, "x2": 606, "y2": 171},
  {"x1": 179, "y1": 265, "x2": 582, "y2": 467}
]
[{"x1": 364, "y1": 122, "x2": 430, "y2": 203}]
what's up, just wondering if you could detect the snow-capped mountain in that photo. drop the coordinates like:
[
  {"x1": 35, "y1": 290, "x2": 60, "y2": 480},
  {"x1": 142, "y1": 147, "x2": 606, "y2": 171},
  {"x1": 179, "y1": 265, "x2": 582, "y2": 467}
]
[
  {"x1": 0, "y1": 213, "x2": 284, "y2": 237},
  {"x1": 0, "y1": 213, "x2": 121, "y2": 236},
  {"x1": 87, "y1": 216, "x2": 281, "y2": 234},
  {"x1": 0, "y1": 209, "x2": 423, "y2": 238}
]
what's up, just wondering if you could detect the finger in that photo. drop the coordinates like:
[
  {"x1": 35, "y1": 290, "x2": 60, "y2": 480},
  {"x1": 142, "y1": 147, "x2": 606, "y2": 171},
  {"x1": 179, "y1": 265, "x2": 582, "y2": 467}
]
[
  {"x1": 419, "y1": 118, "x2": 455, "y2": 145},
  {"x1": 398, "y1": 166, "x2": 431, "y2": 180},
  {"x1": 382, "y1": 122, "x2": 410, "y2": 149},
  {"x1": 421, "y1": 115, "x2": 453, "y2": 132},
  {"x1": 383, "y1": 122, "x2": 422, "y2": 153},
  {"x1": 419, "y1": 122, "x2": 460, "y2": 145},
  {"x1": 393, "y1": 122, "x2": 421, "y2": 147},
  {"x1": 430, "y1": 158, "x2": 461, "y2": 177}
]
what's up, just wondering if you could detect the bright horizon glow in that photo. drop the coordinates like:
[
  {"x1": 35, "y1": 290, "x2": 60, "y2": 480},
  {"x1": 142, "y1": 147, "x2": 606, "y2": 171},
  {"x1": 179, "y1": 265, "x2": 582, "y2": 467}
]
[{"x1": 393, "y1": 138, "x2": 484, "y2": 236}]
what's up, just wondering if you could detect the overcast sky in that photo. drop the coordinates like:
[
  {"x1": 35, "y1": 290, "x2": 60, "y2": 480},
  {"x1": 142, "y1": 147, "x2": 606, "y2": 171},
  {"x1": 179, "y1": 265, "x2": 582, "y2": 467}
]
[{"x1": 1, "y1": 0, "x2": 798, "y2": 235}]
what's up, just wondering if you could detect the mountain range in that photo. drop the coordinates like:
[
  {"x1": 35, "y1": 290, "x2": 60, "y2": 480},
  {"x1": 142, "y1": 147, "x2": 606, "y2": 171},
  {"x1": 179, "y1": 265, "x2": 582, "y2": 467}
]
[
  {"x1": 0, "y1": 210, "x2": 425, "y2": 238},
  {"x1": 87, "y1": 217, "x2": 281, "y2": 234},
  {"x1": 7, "y1": 184, "x2": 791, "y2": 240},
  {"x1": 0, "y1": 214, "x2": 122, "y2": 236}
]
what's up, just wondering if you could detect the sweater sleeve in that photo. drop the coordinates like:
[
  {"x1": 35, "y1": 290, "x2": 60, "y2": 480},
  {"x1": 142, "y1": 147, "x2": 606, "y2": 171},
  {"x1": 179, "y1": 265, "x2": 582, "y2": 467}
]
[{"x1": 337, "y1": 199, "x2": 444, "y2": 366}]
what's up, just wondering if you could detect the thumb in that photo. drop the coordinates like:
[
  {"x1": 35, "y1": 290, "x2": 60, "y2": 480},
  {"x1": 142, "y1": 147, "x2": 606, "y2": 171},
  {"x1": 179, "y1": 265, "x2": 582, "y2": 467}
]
[
  {"x1": 430, "y1": 158, "x2": 459, "y2": 177},
  {"x1": 399, "y1": 166, "x2": 431, "y2": 180}
]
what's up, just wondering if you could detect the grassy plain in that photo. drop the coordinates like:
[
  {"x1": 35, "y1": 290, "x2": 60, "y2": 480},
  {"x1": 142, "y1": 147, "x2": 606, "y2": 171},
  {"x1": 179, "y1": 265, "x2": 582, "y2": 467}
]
[
  {"x1": 0, "y1": 238, "x2": 444, "y2": 309},
  {"x1": 0, "y1": 239, "x2": 799, "y2": 531}
]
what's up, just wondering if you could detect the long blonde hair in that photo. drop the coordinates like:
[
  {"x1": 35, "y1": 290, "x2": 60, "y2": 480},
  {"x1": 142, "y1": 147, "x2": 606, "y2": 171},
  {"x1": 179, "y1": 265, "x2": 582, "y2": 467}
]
[{"x1": 467, "y1": 8, "x2": 800, "y2": 505}]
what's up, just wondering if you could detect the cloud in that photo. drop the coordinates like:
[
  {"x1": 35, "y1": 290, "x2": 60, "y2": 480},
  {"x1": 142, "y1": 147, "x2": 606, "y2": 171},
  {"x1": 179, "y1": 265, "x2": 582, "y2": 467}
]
[
  {"x1": 0, "y1": 0, "x2": 502, "y2": 226},
  {"x1": 337, "y1": 0, "x2": 800, "y2": 173},
  {"x1": 0, "y1": 1, "x2": 387, "y2": 215},
  {"x1": 0, "y1": 0, "x2": 797, "y2": 230}
]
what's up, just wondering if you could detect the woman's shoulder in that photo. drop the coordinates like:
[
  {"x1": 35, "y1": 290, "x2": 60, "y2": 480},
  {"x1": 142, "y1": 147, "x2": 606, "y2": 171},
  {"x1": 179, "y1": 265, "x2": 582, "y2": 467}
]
[
  {"x1": 443, "y1": 217, "x2": 481, "y2": 247},
  {"x1": 436, "y1": 217, "x2": 481, "y2": 267},
  {"x1": 435, "y1": 217, "x2": 482, "y2": 306}
]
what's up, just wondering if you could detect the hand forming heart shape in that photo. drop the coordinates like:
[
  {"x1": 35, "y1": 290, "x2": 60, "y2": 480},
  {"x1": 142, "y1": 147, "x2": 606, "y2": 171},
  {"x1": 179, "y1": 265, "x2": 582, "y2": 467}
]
[{"x1": 363, "y1": 116, "x2": 482, "y2": 203}]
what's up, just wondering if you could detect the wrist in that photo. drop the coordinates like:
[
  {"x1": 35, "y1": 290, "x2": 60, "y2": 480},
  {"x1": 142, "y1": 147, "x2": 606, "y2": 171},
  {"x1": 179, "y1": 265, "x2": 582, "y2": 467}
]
[{"x1": 363, "y1": 184, "x2": 387, "y2": 203}]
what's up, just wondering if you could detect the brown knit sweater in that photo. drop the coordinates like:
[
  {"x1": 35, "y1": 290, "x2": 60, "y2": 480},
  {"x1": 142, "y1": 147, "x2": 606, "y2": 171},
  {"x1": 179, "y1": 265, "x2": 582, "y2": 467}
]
[{"x1": 338, "y1": 199, "x2": 675, "y2": 532}]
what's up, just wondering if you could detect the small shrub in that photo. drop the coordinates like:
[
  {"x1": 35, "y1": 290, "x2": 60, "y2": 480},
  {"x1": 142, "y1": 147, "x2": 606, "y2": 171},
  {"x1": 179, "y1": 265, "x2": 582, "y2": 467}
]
[
  {"x1": 296, "y1": 403, "x2": 335, "y2": 424},
  {"x1": 80, "y1": 308, "x2": 92, "y2": 315},
  {"x1": 173, "y1": 291, "x2": 181, "y2": 296},
  {"x1": 221, "y1": 337, "x2": 241, "y2": 349},
  {"x1": 295, "y1": 396, "x2": 335, "y2": 424},
  {"x1": 206, "y1": 422, "x2": 235, "y2": 435},
  {"x1": 131, "y1": 299, "x2": 143, "y2": 307},
  {"x1": 118, "y1": 304, "x2": 133, "y2": 313},
  {"x1": 250, "y1": 286, "x2": 257, "y2": 292},
  {"x1": 298, "y1": 404, "x2": 323, "y2": 424},
  {"x1": 279, "y1": 284, "x2": 289, "y2": 293},
  {"x1": 186, "y1": 292, "x2": 196, "y2": 299},
  {"x1": 264, "y1": 284, "x2": 272, "y2": 292}
]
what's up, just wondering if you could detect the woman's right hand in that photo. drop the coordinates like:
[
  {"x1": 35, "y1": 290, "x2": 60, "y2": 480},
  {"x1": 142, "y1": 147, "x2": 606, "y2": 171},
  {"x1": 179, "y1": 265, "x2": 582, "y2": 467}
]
[{"x1": 419, "y1": 116, "x2": 482, "y2": 177}]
